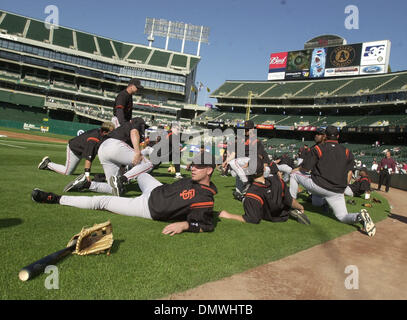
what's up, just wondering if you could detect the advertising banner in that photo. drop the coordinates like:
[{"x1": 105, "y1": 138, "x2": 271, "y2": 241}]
[
  {"x1": 284, "y1": 50, "x2": 312, "y2": 79},
  {"x1": 324, "y1": 66, "x2": 360, "y2": 77},
  {"x1": 360, "y1": 40, "x2": 391, "y2": 75},
  {"x1": 297, "y1": 126, "x2": 317, "y2": 131},
  {"x1": 310, "y1": 47, "x2": 327, "y2": 78},
  {"x1": 360, "y1": 41, "x2": 389, "y2": 66},
  {"x1": 256, "y1": 124, "x2": 275, "y2": 130},
  {"x1": 268, "y1": 52, "x2": 288, "y2": 80},
  {"x1": 325, "y1": 43, "x2": 362, "y2": 69}
]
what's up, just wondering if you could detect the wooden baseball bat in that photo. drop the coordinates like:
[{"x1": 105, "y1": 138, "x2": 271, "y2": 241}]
[{"x1": 18, "y1": 239, "x2": 77, "y2": 282}]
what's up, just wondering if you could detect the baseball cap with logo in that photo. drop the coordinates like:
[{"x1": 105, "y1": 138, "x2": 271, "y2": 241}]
[
  {"x1": 244, "y1": 120, "x2": 255, "y2": 129},
  {"x1": 315, "y1": 127, "x2": 326, "y2": 135},
  {"x1": 325, "y1": 125, "x2": 339, "y2": 138},
  {"x1": 128, "y1": 78, "x2": 144, "y2": 89}
]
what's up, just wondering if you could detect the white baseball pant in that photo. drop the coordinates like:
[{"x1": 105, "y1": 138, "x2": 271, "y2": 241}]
[
  {"x1": 228, "y1": 157, "x2": 250, "y2": 183},
  {"x1": 289, "y1": 171, "x2": 359, "y2": 224},
  {"x1": 60, "y1": 173, "x2": 162, "y2": 218},
  {"x1": 47, "y1": 145, "x2": 81, "y2": 175},
  {"x1": 277, "y1": 164, "x2": 292, "y2": 182},
  {"x1": 111, "y1": 116, "x2": 120, "y2": 129},
  {"x1": 89, "y1": 138, "x2": 153, "y2": 194}
]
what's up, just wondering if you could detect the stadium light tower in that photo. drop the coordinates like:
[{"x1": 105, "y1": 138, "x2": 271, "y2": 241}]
[{"x1": 144, "y1": 18, "x2": 210, "y2": 56}]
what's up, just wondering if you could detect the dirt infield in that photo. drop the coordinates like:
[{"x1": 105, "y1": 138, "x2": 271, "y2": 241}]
[
  {"x1": 167, "y1": 184, "x2": 407, "y2": 300},
  {"x1": 0, "y1": 130, "x2": 67, "y2": 144}
]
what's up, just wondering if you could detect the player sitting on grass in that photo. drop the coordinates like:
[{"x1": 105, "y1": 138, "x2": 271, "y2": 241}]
[
  {"x1": 32, "y1": 152, "x2": 218, "y2": 236},
  {"x1": 344, "y1": 167, "x2": 371, "y2": 198},
  {"x1": 219, "y1": 156, "x2": 310, "y2": 225}
]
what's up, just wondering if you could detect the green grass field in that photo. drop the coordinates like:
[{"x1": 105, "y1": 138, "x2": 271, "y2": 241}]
[{"x1": 0, "y1": 128, "x2": 390, "y2": 299}]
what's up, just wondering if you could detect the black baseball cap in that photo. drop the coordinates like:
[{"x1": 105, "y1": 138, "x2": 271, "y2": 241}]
[
  {"x1": 244, "y1": 120, "x2": 255, "y2": 129},
  {"x1": 325, "y1": 125, "x2": 339, "y2": 137},
  {"x1": 191, "y1": 151, "x2": 216, "y2": 169},
  {"x1": 315, "y1": 127, "x2": 326, "y2": 135},
  {"x1": 360, "y1": 167, "x2": 368, "y2": 174},
  {"x1": 248, "y1": 156, "x2": 264, "y2": 177},
  {"x1": 128, "y1": 78, "x2": 144, "y2": 89}
]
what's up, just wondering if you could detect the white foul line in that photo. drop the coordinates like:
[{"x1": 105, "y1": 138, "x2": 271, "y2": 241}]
[{"x1": 0, "y1": 142, "x2": 27, "y2": 149}]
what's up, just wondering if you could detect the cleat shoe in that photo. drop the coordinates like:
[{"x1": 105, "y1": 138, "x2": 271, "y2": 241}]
[
  {"x1": 38, "y1": 156, "x2": 51, "y2": 170},
  {"x1": 31, "y1": 188, "x2": 60, "y2": 204},
  {"x1": 241, "y1": 182, "x2": 250, "y2": 195},
  {"x1": 109, "y1": 175, "x2": 125, "y2": 196},
  {"x1": 358, "y1": 209, "x2": 376, "y2": 237},
  {"x1": 174, "y1": 174, "x2": 183, "y2": 180},
  {"x1": 63, "y1": 173, "x2": 89, "y2": 192},
  {"x1": 233, "y1": 191, "x2": 244, "y2": 202},
  {"x1": 289, "y1": 209, "x2": 311, "y2": 225}
]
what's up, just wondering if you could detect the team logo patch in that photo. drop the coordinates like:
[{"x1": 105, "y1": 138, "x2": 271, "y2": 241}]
[{"x1": 180, "y1": 189, "x2": 195, "y2": 200}]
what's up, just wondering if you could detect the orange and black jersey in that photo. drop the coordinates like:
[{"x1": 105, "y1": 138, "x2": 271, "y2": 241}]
[
  {"x1": 298, "y1": 146, "x2": 310, "y2": 159},
  {"x1": 105, "y1": 117, "x2": 146, "y2": 147},
  {"x1": 302, "y1": 139, "x2": 355, "y2": 193},
  {"x1": 113, "y1": 89, "x2": 133, "y2": 125},
  {"x1": 349, "y1": 176, "x2": 371, "y2": 197},
  {"x1": 148, "y1": 178, "x2": 218, "y2": 233},
  {"x1": 68, "y1": 128, "x2": 104, "y2": 161},
  {"x1": 242, "y1": 175, "x2": 293, "y2": 224}
]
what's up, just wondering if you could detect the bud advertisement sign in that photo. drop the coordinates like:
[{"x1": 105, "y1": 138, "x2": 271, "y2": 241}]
[
  {"x1": 285, "y1": 50, "x2": 312, "y2": 79},
  {"x1": 268, "y1": 52, "x2": 287, "y2": 80}
]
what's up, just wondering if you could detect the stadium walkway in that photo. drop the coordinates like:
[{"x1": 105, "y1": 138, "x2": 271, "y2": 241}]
[{"x1": 166, "y1": 184, "x2": 407, "y2": 300}]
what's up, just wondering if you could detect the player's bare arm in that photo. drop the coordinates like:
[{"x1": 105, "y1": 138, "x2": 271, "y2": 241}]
[
  {"x1": 130, "y1": 129, "x2": 142, "y2": 165},
  {"x1": 219, "y1": 210, "x2": 245, "y2": 223},
  {"x1": 161, "y1": 221, "x2": 190, "y2": 236}
]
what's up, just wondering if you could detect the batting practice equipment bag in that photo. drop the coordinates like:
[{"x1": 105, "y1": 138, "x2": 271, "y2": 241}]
[{"x1": 67, "y1": 221, "x2": 114, "y2": 256}]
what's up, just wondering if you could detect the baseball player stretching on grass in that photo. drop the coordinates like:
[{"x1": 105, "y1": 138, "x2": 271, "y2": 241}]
[
  {"x1": 289, "y1": 126, "x2": 376, "y2": 236},
  {"x1": 32, "y1": 152, "x2": 218, "y2": 236},
  {"x1": 38, "y1": 122, "x2": 114, "y2": 177},
  {"x1": 219, "y1": 157, "x2": 310, "y2": 224},
  {"x1": 64, "y1": 117, "x2": 152, "y2": 196}
]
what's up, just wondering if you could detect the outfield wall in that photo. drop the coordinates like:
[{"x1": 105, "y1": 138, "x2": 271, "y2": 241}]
[
  {"x1": 369, "y1": 171, "x2": 407, "y2": 191},
  {"x1": 0, "y1": 117, "x2": 99, "y2": 136}
]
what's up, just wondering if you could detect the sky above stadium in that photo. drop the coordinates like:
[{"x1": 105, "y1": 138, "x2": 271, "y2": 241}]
[{"x1": 1, "y1": 0, "x2": 406, "y2": 106}]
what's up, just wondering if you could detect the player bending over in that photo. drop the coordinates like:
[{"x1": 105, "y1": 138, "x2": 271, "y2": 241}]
[{"x1": 38, "y1": 122, "x2": 114, "y2": 177}]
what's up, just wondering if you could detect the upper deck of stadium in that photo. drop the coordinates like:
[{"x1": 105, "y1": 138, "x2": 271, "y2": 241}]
[
  {"x1": 0, "y1": 10, "x2": 200, "y2": 74},
  {"x1": 211, "y1": 71, "x2": 407, "y2": 108}
]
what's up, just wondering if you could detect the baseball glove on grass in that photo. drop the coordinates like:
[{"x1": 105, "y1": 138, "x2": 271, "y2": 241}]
[
  {"x1": 67, "y1": 221, "x2": 114, "y2": 256},
  {"x1": 289, "y1": 209, "x2": 311, "y2": 225}
]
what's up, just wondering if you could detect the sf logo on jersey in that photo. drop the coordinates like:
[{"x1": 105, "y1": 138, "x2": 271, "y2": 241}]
[{"x1": 180, "y1": 189, "x2": 195, "y2": 200}]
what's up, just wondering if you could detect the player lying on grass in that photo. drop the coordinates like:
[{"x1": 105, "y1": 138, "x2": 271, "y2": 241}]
[
  {"x1": 219, "y1": 157, "x2": 310, "y2": 225},
  {"x1": 289, "y1": 125, "x2": 376, "y2": 237},
  {"x1": 32, "y1": 152, "x2": 218, "y2": 236},
  {"x1": 38, "y1": 121, "x2": 115, "y2": 177}
]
